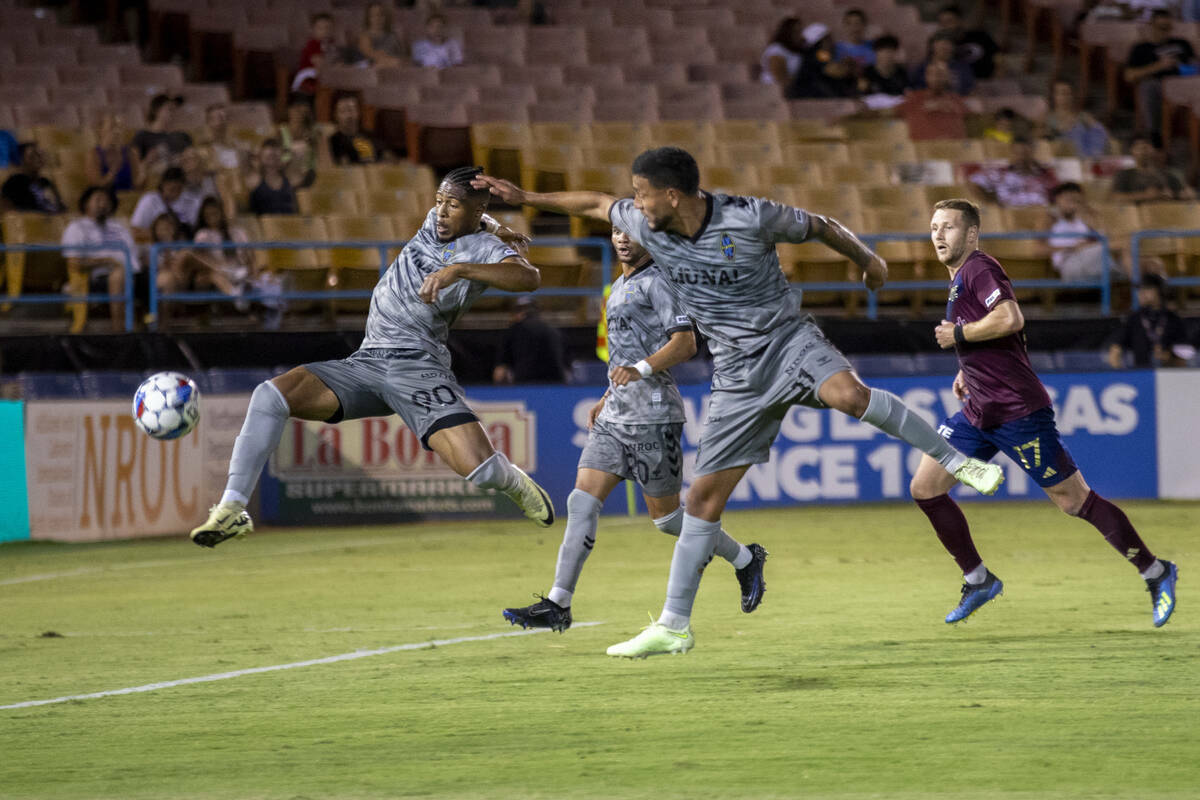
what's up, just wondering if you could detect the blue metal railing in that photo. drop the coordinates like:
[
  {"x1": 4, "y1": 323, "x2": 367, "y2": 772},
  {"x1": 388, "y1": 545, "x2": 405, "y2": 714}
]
[
  {"x1": 145, "y1": 235, "x2": 614, "y2": 330},
  {"x1": 1129, "y1": 229, "x2": 1200, "y2": 309},
  {"x1": 0, "y1": 241, "x2": 137, "y2": 330}
]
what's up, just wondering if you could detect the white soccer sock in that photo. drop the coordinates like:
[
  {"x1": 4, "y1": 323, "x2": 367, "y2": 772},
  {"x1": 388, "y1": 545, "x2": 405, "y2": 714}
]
[
  {"x1": 658, "y1": 611, "x2": 691, "y2": 631},
  {"x1": 547, "y1": 587, "x2": 572, "y2": 607},
  {"x1": 1140, "y1": 560, "x2": 1165, "y2": 580},
  {"x1": 220, "y1": 490, "x2": 249, "y2": 506},
  {"x1": 964, "y1": 564, "x2": 988, "y2": 585}
]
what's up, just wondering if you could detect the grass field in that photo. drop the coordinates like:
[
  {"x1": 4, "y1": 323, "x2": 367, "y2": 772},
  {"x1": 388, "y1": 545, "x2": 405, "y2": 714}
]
[{"x1": 1, "y1": 501, "x2": 1197, "y2": 799}]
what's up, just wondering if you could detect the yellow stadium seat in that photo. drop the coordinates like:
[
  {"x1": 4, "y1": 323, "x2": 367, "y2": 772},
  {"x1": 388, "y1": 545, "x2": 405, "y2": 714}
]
[
  {"x1": 779, "y1": 120, "x2": 848, "y2": 142},
  {"x1": 647, "y1": 121, "x2": 716, "y2": 153},
  {"x1": 589, "y1": 122, "x2": 650, "y2": 152},
  {"x1": 257, "y1": 215, "x2": 334, "y2": 315},
  {"x1": 849, "y1": 140, "x2": 919, "y2": 165},
  {"x1": 362, "y1": 188, "x2": 427, "y2": 218},
  {"x1": 839, "y1": 118, "x2": 910, "y2": 143},
  {"x1": 826, "y1": 162, "x2": 893, "y2": 186},
  {"x1": 702, "y1": 164, "x2": 762, "y2": 196},
  {"x1": 784, "y1": 141, "x2": 851, "y2": 166},
  {"x1": 790, "y1": 187, "x2": 864, "y2": 227},
  {"x1": 713, "y1": 120, "x2": 782, "y2": 149},
  {"x1": 914, "y1": 140, "x2": 987, "y2": 162},
  {"x1": 309, "y1": 167, "x2": 369, "y2": 195},
  {"x1": 1137, "y1": 201, "x2": 1200, "y2": 273},
  {"x1": 325, "y1": 215, "x2": 399, "y2": 313},
  {"x1": 470, "y1": 122, "x2": 533, "y2": 184},
  {"x1": 296, "y1": 188, "x2": 364, "y2": 216},
  {"x1": 761, "y1": 163, "x2": 825, "y2": 194},
  {"x1": 2, "y1": 212, "x2": 68, "y2": 311},
  {"x1": 531, "y1": 122, "x2": 594, "y2": 150},
  {"x1": 364, "y1": 163, "x2": 437, "y2": 206}
]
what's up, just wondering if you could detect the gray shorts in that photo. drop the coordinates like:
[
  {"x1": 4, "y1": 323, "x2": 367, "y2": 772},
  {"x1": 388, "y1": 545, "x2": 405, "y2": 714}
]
[
  {"x1": 694, "y1": 320, "x2": 852, "y2": 477},
  {"x1": 578, "y1": 419, "x2": 684, "y2": 498},
  {"x1": 304, "y1": 349, "x2": 478, "y2": 450}
]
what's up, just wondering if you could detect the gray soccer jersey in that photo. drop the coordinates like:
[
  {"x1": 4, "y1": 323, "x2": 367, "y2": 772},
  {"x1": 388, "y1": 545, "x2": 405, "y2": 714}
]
[
  {"x1": 598, "y1": 262, "x2": 691, "y2": 426},
  {"x1": 609, "y1": 194, "x2": 811, "y2": 368},
  {"x1": 359, "y1": 208, "x2": 518, "y2": 367}
]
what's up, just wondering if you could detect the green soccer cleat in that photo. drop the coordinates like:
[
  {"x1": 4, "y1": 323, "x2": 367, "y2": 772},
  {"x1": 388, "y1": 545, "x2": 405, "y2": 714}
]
[
  {"x1": 606, "y1": 622, "x2": 695, "y2": 659},
  {"x1": 508, "y1": 466, "x2": 555, "y2": 528},
  {"x1": 954, "y1": 458, "x2": 1005, "y2": 495},
  {"x1": 190, "y1": 501, "x2": 253, "y2": 548}
]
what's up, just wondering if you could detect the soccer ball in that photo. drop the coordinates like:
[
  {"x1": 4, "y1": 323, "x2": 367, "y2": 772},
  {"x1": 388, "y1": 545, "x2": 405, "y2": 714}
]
[{"x1": 133, "y1": 371, "x2": 201, "y2": 440}]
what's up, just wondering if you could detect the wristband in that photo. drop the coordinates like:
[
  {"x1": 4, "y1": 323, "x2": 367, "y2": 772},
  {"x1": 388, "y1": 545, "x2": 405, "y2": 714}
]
[
  {"x1": 953, "y1": 323, "x2": 967, "y2": 345},
  {"x1": 634, "y1": 359, "x2": 653, "y2": 378}
]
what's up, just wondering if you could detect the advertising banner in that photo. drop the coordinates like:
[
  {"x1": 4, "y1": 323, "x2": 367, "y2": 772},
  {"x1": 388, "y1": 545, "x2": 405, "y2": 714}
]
[
  {"x1": 259, "y1": 370, "x2": 1158, "y2": 523},
  {"x1": 24, "y1": 395, "x2": 249, "y2": 542}
]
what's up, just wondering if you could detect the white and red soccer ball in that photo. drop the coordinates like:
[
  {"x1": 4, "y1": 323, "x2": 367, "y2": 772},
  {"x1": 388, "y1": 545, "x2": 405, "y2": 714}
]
[{"x1": 133, "y1": 371, "x2": 201, "y2": 440}]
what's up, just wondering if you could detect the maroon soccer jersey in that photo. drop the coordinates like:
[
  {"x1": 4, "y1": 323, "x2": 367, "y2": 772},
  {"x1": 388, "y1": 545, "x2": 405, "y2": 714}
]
[{"x1": 946, "y1": 250, "x2": 1051, "y2": 429}]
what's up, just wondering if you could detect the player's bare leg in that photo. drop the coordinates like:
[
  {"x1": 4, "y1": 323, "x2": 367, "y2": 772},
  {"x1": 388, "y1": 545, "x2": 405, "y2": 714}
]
[
  {"x1": 911, "y1": 454, "x2": 1004, "y2": 622},
  {"x1": 429, "y1": 422, "x2": 555, "y2": 527},
  {"x1": 819, "y1": 370, "x2": 1004, "y2": 495},
  {"x1": 192, "y1": 367, "x2": 337, "y2": 548},
  {"x1": 1044, "y1": 472, "x2": 1177, "y2": 627},
  {"x1": 607, "y1": 465, "x2": 749, "y2": 658}
]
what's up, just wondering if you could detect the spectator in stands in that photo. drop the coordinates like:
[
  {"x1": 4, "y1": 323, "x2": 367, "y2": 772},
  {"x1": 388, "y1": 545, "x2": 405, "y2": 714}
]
[
  {"x1": 1111, "y1": 133, "x2": 1196, "y2": 202},
  {"x1": 86, "y1": 112, "x2": 143, "y2": 194},
  {"x1": 248, "y1": 139, "x2": 298, "y2": 215},
  {"x1": 760, "y1": 17, "x2": 806, "y2": 88},
  {"x1": 294, "y1": 12, "x2": 338, "y2": 95},
  {"x1": 200, "y1": 104, "x2": 249, "y2": 173},
  {"x1": 1107, "y1": 273, "x2": 1191, "y2": 367},
  {"x1": 493, "y1": 297, "x2": 568, "y2": 384},
  {"x1": 912, "y1": 31, "x2": 975, "y2": 95},
  {"x1": 1048, "y1": 182, "x2": 1111, "y2": 282},
  {"x1": 359, "y1": 1, "x2": 406, "y2": 67},
  {"x1": 835, "y1": 9, "x2": 875, "y2": 70},
  {"x1": 329, "y1": 94, "x2": 388, "y2": 165},
  {"x1": 860, "y1": 35, "x2": 911, "y2": 99},
  {"x1": 61, "y1": 186, "x2": 136, "y2": 331},
  {"x1": 0, "y1": 129, "x2": 22, "y2": 168},
  {"x1": 1124, "y1": 9, "x2": 1198, "y2": 135},
  {"x1": 969, "y1": 137, "x2": 1056, "y2": 207},
  {"x1": 788, "y1": 23, "x2": 857, "y2": 99},
  {"x1": 278, "y1": 94, "x2": 320, "y2": 189},
  {"x1": 982, "y1": 107, "x2": 1020, "y2": 145},
  {"x1": 411, "y1": 14, "x2": 464, "y2": 69},
  {"x1": 1043, "y1": 80, "x2": 1111, "y2": 158},
  {"x1": 130, "y1": 167, "x2": 188, "y2": 242},
  {"x1": 177, "y1": 147, "x2": 223, "y2": 229},
  {"x1": 935, "y1": 3, "x2": 999, "y2": 79},
  {"x1": 1, "y1": 143, "x2": 66, "y2": 213},
  {"x1": 192, "y1": 196, "x2": 253, "y2": 299},
  {"x1": 897, "y1": 62, "x2": 969, "y2": 141},
  {"x1": 133, "y1": 94, "x2": 193, "y2": 177}
]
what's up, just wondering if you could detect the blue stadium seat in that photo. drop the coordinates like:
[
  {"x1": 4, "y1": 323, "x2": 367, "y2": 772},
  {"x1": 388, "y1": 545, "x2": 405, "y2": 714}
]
[
  {"x1": 18, "y1": 372, "x2": 83, "y2": 399},
  {"x1": 80, "y1": 370, "x2": 146, "y2": 399},
  {"x1": 206, "y1": 367, "x2": 274, "y2": 394},
  {"x1": 671, "y1": 358, "x2": 713, "y2": 385},
  {"x1": 849, "y1": 354, "x2": 917, "y2": 377},
  {"x1": 569, "y1": 360, "x2": 608, "y2": 386}
]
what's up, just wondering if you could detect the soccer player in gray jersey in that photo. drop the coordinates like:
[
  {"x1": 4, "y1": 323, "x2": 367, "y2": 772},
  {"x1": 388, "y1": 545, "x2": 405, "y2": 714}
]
[
  {"x1": 475, "y1": 148, "x2": 1005, "y2": 658},
  {"x1": 501, "y1": 226, "x2": 769, "y2": 633},
  {"x1": 190, "y1": 167, "x2": 555, "y2": 546}
]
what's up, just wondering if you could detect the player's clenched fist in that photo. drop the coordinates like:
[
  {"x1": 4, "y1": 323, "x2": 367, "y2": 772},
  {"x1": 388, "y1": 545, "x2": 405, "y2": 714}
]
[
  {"x1": 609, "y1": 365, "x2": 642, "y2": 386},
  {"x1": 418, "y1": 265, "x2": 462, "y2": 303},
  {"x1": 934, "y1": 319, "x2": 958, "y2": 349},
  {"x1": 863, "y1": 254, "x2": 888, "y2": 291}
]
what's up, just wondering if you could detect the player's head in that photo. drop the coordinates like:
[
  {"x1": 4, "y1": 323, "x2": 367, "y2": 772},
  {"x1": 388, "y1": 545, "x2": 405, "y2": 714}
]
[
  {"x1": 930, "y1": 198, "x2": 981, "y2": 268},
  {"x1": 630, "y1": 147, "x2": 700, "y2": 232},
  {"x1": 435, "y1": 166, "x2": 489, "y2": 241},
  {"x1": 78, "y1": 185, "x2": 113, "y2": 221},
  {"x1": 612, "y1": 224, "x2": 648, "y2": 266}
]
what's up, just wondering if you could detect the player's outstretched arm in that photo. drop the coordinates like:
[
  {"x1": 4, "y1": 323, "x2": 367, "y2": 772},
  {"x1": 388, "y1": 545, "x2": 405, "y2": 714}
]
[
  {"x1": 418, "y1": 256, "x2": 540, "y2": 303},
  {"x1": 472, "y1": 174, "x2": 616, "y2": 222},
  {"x1": 934, "y1": 299, "x2": 1024, "y2": 348},
  {"x1": 807, "y1": 213, "x2": 888, "y2": 290},
  {"x1": 610, "y1": 330, "x2": 697, "y2": 386}
]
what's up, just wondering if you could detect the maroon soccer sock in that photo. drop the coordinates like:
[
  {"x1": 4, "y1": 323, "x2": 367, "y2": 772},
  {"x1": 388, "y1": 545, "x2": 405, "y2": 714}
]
[
  {"x1": 1077, "y1": 490, "x2": 1157, "y2": 572},
  {"x1": 915, "y1": 494, "x2": 983, "y2": 575}
]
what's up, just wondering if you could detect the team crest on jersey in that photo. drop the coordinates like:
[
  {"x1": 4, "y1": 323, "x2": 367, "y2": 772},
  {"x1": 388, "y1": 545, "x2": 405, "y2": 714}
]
[
  {"x1": 948, "y1": 284, "x2": 959, "y2": 303},
  {"x1": 720, "y1": 233, "x2": 735, "y2": 261},
  {"x1": 441, "y1": 241, "x2": 457, "y2": 262}
]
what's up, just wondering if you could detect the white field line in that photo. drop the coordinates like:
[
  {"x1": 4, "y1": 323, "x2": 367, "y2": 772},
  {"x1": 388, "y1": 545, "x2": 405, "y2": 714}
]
[
  {"x1": 0, "y1": 622, "x2": 606, "y2": 711},
  {"x1": 0, "y1": 537, "x2": 417, "y2": 587}
]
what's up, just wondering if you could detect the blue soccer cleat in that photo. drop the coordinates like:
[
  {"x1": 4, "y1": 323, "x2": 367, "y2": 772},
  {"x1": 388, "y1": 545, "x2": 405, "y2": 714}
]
[
  {"x1": 1146, "y1": 560, "x2": 1178, "y2": 628},
  {"x1": 945, "y1": 570, "x2": 1003, "y2": 623}
]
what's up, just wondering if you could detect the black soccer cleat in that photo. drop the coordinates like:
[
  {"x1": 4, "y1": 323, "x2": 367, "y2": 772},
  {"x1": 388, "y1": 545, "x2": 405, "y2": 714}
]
[
  {"x1": 735, "y1": 543, "x2": 769, "y2": 613},
  {"x1": 502, "y1": 595, "x2": 572, "y2": 633}
]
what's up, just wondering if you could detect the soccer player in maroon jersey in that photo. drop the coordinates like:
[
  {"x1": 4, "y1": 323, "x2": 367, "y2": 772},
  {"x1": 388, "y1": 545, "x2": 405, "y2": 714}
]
[{"x1": 910, "y1": 199, "x2": 1178, "y2": 627}]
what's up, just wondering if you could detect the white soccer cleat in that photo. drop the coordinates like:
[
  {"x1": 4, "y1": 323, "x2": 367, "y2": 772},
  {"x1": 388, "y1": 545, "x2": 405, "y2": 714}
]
[
  {"x1": 190, "y1": 501, "x2": 253, "y2": 548},
  {"x1": 606, "y1": 622, "x2": 695, "y2": 659},
  {"x1": 508, "y1": 466, "x2": 555, "y2": 527},
  {"x1": 954, "y1": 458, "x2": 1005, "y2": 495}
]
